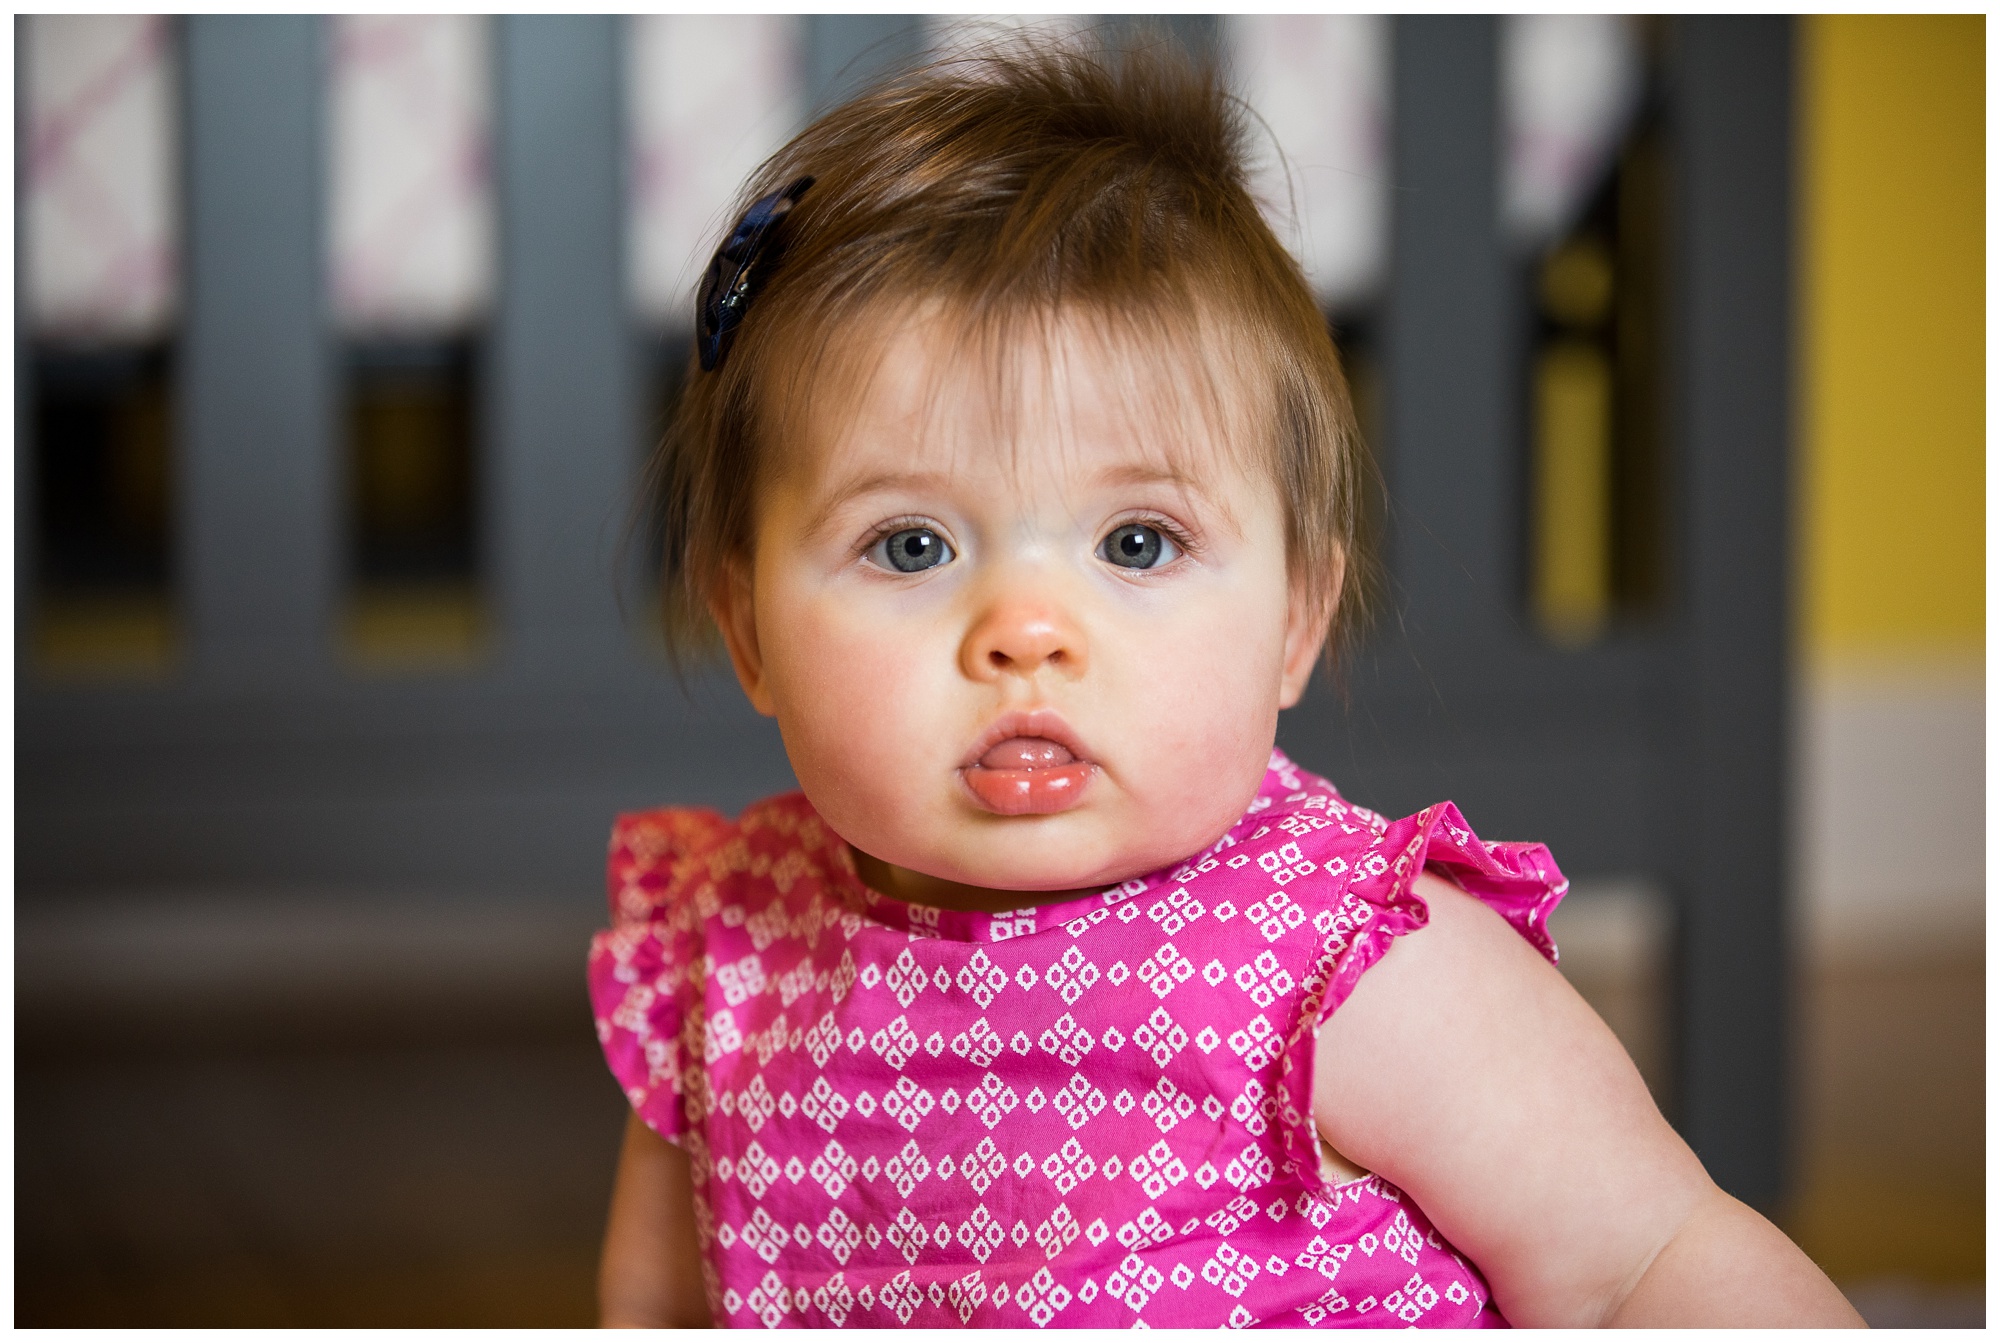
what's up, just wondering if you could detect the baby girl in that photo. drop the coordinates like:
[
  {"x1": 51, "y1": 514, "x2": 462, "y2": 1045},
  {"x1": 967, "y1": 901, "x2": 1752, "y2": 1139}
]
[{"x1": 589, "y1": 41, "x2": 1859, "y2": 1328}]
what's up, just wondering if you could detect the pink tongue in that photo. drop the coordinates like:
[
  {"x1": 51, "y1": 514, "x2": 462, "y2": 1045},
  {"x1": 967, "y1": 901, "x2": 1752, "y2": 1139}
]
[{"x1": 978, "y1": 737, "x2": 1076, "y2": 771}]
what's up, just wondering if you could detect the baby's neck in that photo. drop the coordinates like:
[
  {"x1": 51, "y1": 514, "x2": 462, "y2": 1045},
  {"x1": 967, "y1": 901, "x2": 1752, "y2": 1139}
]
[{"x1": 848, "y1": 846, "x2": 1103, "y2": 915}]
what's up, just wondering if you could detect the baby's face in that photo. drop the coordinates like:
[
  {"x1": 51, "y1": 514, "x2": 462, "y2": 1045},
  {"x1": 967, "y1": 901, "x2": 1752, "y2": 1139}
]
[{"x1": 713, "y1": 307, "x2": 1327, "y2": 906}]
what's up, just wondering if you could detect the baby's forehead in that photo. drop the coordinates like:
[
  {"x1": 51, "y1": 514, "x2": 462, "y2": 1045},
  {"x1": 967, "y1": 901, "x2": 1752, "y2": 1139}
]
[{"x1": 770, "y1": 298, "x2": 1274, "y2": 496}]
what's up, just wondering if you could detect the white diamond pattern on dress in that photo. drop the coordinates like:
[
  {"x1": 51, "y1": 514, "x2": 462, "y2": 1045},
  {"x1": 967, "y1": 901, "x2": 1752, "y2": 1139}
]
[
  {"x1": 1136, "y1": 941, "x2": 1196, "y2": 998},
  {"x1": 1039, "y1": 1135, "x2": 1099, "y2": 1193},
  {"x1": 1033, "y1": 1202, "x2": 1081, "y2": 1259},
  {"x1": 1014, "y1": 1265, "x2": 1074, "y2": 1327},
  {"x1": 1105, "y1": 1252, "x2": 1166, "y2": 1311},
  {"x1": 1201, "y1": 1240, "x2": 1261, "y2": 1297},
  {"x1": 1145, "y1": 886, "x2": 1206, "y2": 936},
  {"x1": 1043, "y1": 945, "x2": 1102, "y2": 1004},
  {"x1": 1132, "y1": 1006, "x2": 1189, "y2": 1067},
  {"x1": 740, "y1": 1205, "x2": 791, "y2": 1263},
  {"x1": 736, "y1": 1141, "x2": 780, "y2": 1197},
  {"x1": 1224, "y1": 1140, "x2": 1276, "y2": 1191},
  {"x1": 817, "y1": 1207, "x2": 861, "y2": 1264},
  {"x1": 871, "y1": 1014, "x2": 922, "y2": 1069},
  {"x1": 809, "y1": 1138, "x2": 857, "y2": 1198},
  {"x1": 1232, "y1": 949, "x2": 1297, "y2": 1007},
  {"x1": 747, "y1": 1268, "x2": 788, "y2": 1325},
  {"x1": 879, "y1": 1268, "x2": 924, "y2": 1322},
  {"x1": 966, "y1": 1072, "x2": 1020, "y2": 1130},
  {"x1": 590, "y1": 753, "x2": 1557, "y2": 1326},
  {"x1": 1050, "y1": 1072, "x2": 1107, "y2": 1131},
  {"x1": 962, "y1": 1136, "x2": 1007, "y2": 1196},
  {"x1": 1139, "y1": 1076, "x2": 1197, "y2": 1133},
  {"x1": 886, "y1": 948, "x2": 931, "y2": 1006},
  {"x1": 715, "y1": 952, "x2": 767, "y2": 1004},
  {"x1": 1128, "y1": 1139, "x2": 1191, "y2": 1200},
  {"x1": 887, "y1": 1206, "x2": 930, "y2": 1264},
  {"x1": 948, "y1": 1268, "x2": 989, "y2": 1322},
  {"x1": 881, "y1": 1074, "x2": 935, "y2": 1132},
  {"x1": 957, "y1": 949, "x2": 1007, "y2": 1007},
  {"x1": 950, "y1": 1016, "x2": 1005, "y2": 1066},
  {"x1": 1243, "y1": 889, "x2": 1308, "y2": 942},
  {"x1": 1257, "y1": 840, "x2": 1321, "y2": 886},
  {"x1": 956, "y1": 1203, "x2": 1006, "y2": 1262},
  {"x1": 882, "y1": 1137, "x2": 931, "y2": 1198},
  {"x1": 1226, "y1": 1014, "x2": 1280, "y2": 1070},
  {"x1": 1038, "y1": 1012, "x2": 1096, "y2": 1066},
  {"x1": 801, "y1": 1075, "x2": 850, "y2": 1133}
]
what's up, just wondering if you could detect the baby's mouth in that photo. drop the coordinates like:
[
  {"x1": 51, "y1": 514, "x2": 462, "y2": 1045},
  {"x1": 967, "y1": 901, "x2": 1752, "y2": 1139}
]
[{"x1": 962, "y1": 736, "x2": 1095, "y2": 816}]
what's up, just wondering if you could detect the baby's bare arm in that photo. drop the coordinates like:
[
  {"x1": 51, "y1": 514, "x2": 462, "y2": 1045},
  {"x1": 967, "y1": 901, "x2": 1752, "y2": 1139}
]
[
  {"x1": 1604, "y1": 1183, "x2": 1864, "y2": 1326},
  {"x1": 1313, "y1": 873, "x2": 1861, "y2": 1327},
  {"x1": 599, "y1": 1112, "x2": 712, "y2": 1328}
]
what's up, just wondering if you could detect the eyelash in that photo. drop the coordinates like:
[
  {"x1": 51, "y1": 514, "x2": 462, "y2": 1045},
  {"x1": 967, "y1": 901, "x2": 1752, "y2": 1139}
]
[
  {"x1": 857, "y1": 516, "x2": 944, "y2": 562},
  {"x1": 1110, "y1": 514, "x2": 1199, "y2": 565},
  {"x1": 854, "y1": 514, "x2": 1200, "y2": 568}
]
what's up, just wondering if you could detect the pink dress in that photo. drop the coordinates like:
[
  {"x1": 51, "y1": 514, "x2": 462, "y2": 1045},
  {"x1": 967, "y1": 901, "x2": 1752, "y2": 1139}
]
[{"x1": 589, "y1": 751, "x2": 1567, "y2": 1328}]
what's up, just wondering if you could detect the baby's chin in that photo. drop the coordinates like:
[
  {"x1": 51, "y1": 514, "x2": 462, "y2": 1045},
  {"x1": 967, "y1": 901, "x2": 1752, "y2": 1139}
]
[
  {"x1": 864, "y1": 814, "x2": 1235, "y2": 901},
  {"x1": 803, "y1": 757, "x2": 1268, "y2": 902}
]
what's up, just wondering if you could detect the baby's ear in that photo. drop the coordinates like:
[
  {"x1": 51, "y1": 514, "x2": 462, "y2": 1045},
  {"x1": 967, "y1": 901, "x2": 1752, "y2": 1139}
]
[
  {"x1": 709, "y1": 563, "x2": 777, "y2": 717},
  {"x1": 1278, "y1": 556, "x2": 1342, "y2": 709}
]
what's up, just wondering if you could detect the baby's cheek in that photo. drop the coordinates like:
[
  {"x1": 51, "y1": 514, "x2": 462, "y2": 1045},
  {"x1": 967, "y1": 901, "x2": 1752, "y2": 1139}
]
[
  {"x1": 765, "y1": 604, "x2": 951, "y2": 812},
  {"x1": 1146, "y1": 688, "x2": 1278, "y2": 822},
  {"x1": 1155, "y1": 593, "x2": 1287, "y2": 726},
  {"x1": 1113, "y1": 605, "x2": 1287, "y2": 837}
]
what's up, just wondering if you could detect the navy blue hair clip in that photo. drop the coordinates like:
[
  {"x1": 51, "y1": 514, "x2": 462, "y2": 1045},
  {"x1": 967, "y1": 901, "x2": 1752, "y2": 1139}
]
[{"x1": 696, "y1": 175, "x2": 814, "y2": 372}]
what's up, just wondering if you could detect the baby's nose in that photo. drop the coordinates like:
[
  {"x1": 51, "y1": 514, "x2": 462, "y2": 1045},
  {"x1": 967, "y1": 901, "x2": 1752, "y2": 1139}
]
[{"x1": 960, "y1": 601, "x2": 1088, "y2": 681}]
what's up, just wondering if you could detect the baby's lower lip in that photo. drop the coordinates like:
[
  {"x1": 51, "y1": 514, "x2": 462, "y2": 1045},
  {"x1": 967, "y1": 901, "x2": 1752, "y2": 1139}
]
[{"x1": 962, "y1": 736, "x2": 1095, "y2": 815}]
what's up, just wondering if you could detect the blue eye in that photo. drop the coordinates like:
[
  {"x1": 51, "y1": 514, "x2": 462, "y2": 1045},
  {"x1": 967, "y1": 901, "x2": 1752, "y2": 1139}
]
[
  {"x1": 872, "y1": 526, "x2": 954, "y2": 573},
  {"x1": 1099, "y1": 523, "x2": 1179, "y2": 570}
]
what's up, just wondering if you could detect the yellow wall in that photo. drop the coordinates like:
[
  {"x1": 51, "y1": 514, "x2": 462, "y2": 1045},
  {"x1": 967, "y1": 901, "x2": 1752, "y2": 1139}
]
[{"x1": 1799, "y1": 14, "x2": 1985, "y2": 664}]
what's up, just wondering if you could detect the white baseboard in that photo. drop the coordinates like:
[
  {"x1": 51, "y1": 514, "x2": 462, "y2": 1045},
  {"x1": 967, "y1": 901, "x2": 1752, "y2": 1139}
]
[{"x1": 1793, "y1": 654, "x2": 1985, "y2": 967}]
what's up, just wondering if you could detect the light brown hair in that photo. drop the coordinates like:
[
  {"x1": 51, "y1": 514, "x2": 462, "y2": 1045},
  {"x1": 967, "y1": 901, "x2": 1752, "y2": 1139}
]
[{"x1": 648, "y1": 33, "x2": 1364, "y2": 664}]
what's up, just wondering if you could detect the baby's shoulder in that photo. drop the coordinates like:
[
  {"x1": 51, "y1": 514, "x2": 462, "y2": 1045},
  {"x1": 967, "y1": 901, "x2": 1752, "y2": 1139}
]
[{"x1": 1218, "y1": 755, "x2": 1566, "y2": 992}]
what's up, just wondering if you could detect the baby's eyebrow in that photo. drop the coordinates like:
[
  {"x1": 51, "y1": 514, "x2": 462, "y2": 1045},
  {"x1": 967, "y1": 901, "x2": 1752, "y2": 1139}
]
[
  {"x1": 800, "y1": 469, "x2": 956, "y2": 540},
  {"x1": 1093, "y1": 462, "x2": 1209, "y2": 491},
  {"x1": 799, "y1": 461, "x2": 1243, "y2": 539},
  {"x1": 1093, "y1": 461, "x2": 1243, "y2": 532}
]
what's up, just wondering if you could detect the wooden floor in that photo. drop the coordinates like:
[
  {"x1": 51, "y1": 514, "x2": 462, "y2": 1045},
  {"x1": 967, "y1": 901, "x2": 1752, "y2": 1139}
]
[
  {"x1": 1787, "y1": 956, "x2": 1986, "y2": 1295},
  {"x1": 14, "y1": 952, "x2": 1983, "y2": 1327},
  {"x1": 16, "y1": 1036, "x2": 625, "y2": 1327}
]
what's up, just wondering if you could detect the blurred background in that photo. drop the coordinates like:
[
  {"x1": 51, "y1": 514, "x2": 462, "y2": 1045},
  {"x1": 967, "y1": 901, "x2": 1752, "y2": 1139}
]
[{"x1": 14, "y1": 14, "x2": 1982, "y2": 1327}]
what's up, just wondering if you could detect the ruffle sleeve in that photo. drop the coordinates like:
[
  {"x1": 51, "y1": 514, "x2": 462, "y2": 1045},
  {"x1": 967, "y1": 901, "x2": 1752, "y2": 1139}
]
[
  {"x1": 1268, "y1": 799, "x2": 1567, "y2": 1184},
  {"x1": 587, "y1": 807, "x2": 732, "y2": 1145},
  {"x1": 1313, "y1": 799, "x2": 1568, "y2": 1030}
]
